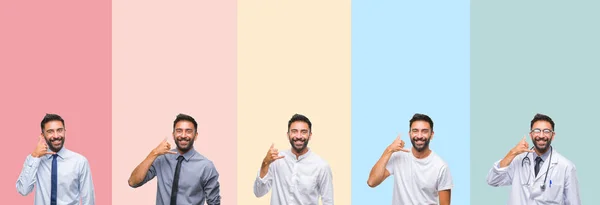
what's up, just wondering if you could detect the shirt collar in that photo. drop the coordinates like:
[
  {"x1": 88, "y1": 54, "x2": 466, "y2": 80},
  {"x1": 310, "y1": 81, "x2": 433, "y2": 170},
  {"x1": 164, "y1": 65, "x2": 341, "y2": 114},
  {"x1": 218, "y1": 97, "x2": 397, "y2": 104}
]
[
  {"x1": 171, "y1": 147, "x2": 197, "y2": 162},
  {"x1": 533, "y1": 146, "x2": 552, "y2": 162},
  {"x1": 288, "y1": 148, "x2": 312, "y2": 161},
  {"x1": 47, "y1": 147, "x2": 68, "y2": 159}
]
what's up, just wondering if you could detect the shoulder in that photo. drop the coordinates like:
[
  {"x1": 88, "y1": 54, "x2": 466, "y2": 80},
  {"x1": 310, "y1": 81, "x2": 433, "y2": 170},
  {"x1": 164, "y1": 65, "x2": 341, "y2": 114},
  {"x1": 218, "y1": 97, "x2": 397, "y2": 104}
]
[
  {"x1": 554, "y1": 150, "x2": 577, "y2": 170},
  {"x1": 429, "y1": 152, "x2": 450, "y2": 169},
  {"x1": 65, "y1": 149, "x2": 89, "y2": 164},
  {"x1": 308, "y1": 151, "x2": 331, "y2": 170},
  {"x1": 192, "y1": 152, "x2": 217, "y2": 169}
]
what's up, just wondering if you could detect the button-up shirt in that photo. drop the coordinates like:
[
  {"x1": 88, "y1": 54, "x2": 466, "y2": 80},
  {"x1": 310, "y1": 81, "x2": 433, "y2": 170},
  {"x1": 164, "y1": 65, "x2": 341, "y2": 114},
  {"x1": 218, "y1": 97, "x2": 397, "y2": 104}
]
[
  {"x1": 16, "y1": 147, "x2": 95, "y2": 205},
  {"x1": 131, "y1": 148, "x2": 221, "y2": 205},
  {"x1": 254, "y1": 149, "x2": 334, "y2": 205}
]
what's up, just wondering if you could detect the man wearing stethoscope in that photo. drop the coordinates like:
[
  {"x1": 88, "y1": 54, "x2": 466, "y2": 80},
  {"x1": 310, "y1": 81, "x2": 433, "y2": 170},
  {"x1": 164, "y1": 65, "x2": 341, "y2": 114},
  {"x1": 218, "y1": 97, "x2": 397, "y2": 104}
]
[{"x1": 487, "y1": 113, "x2": 581, "y2": 205}]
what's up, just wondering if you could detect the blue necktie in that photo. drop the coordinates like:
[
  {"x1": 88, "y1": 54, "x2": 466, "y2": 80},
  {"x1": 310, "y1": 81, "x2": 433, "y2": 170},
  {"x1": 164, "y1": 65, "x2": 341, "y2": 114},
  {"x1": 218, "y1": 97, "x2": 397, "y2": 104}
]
[{"x1": 51, "y1": 154, "x2": 58, "y2": 205}]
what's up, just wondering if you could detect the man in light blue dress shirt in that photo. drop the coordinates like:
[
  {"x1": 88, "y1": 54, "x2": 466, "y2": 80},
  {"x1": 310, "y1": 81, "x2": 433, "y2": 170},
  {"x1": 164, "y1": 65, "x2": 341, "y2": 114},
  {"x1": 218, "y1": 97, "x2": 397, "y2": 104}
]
[
  {"x1": 128, "y1": 113, "x2": 221, "y2": 205},
  {"x1": 16, "y1": 113, "x2": 96, "y2": 205}
]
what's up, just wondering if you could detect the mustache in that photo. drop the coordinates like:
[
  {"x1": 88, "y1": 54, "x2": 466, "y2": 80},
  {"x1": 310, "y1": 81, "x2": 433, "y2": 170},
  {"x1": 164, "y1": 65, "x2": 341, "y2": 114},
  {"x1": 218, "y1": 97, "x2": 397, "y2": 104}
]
[
  {"x1": 48, "y1": 138, "x2": 63, "y2": 142},
  {"x1": 292, "y1": 137, "x2": 306, "y2": 142}
]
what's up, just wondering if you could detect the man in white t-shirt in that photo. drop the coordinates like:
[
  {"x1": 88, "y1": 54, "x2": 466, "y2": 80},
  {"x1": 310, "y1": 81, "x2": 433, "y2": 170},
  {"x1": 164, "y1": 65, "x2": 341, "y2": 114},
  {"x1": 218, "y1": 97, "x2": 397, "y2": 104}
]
[{"x1": 367, "y1": 113, "x2": 453, "y2": 205}]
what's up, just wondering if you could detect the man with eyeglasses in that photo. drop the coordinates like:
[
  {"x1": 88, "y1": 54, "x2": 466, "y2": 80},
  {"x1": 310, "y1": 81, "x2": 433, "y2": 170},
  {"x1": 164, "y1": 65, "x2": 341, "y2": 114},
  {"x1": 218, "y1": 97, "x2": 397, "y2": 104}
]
[
  {"x1": 128, "y1": 113, "x2": 221, "y2": 205},
  {"x1": 253, "y1": 114, "x2": 334, "y2": 205},
  {"x1": 367, "y1": 113, "x2": 453, "y2": 205},
  {"x1": 487, "y1": 113, "x2": 581, "y2": 204},
  {"x1": 16, "y1": 113, "x2": 96, "y2": 205}
]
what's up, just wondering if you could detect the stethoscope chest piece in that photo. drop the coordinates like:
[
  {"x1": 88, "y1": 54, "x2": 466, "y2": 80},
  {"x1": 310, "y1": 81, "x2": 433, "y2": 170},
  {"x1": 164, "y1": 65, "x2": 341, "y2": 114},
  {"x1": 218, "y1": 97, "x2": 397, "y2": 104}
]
[{"x1": 540, "y1": 184, "x2": 546, "y2": 191}]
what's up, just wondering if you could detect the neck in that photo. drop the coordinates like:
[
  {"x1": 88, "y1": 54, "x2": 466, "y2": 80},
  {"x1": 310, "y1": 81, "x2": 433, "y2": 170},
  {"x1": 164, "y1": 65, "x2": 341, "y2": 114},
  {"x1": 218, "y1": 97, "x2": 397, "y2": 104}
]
[
  {"x1": 535, "y1": 146, "x2": 551, "y2": 157},
  {"x1": 291, "y1": 147, "x2": 309, "y2": 159},
  {"x1": 412, "y1": 147, "x2": 432, "y2": 159},
  {"x1": 177, "y1": 147, "x2": 193, "y2": 155}
]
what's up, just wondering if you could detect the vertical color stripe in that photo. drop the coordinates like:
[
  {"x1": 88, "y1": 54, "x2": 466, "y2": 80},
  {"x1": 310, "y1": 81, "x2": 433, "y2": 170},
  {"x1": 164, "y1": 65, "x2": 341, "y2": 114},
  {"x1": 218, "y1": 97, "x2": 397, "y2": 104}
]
[
  {"x1": 237, "y1": 0, "x2": 351, "y2": 204},
  {"x1": 471, "y1": 1, "x2": 600, "y2": 204},
  {"x1": 112, "y1": 0, "x2": 237, "y2": 204},
  {"x1": 0, "y1": 0, "x2": 112, "y2": 204},
  {"x1": 351, "y1": 1, "x2": 470, "y2": 204}
]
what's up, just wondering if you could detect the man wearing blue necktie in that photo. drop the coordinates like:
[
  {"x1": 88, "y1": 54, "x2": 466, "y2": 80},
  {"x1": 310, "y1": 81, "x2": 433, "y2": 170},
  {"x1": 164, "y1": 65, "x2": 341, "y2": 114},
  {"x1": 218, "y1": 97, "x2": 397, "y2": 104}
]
[{"x1": 16, "y1": 113, "x2": 96, "y2": 205}]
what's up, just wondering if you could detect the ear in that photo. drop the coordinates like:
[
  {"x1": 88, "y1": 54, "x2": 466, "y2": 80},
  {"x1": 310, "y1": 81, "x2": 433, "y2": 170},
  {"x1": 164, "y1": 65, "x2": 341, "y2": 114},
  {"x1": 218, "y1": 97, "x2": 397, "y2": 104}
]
[
  {"x1": 551, "y1": 132, "x2": 556, "y2": 141},
  {"x1": 430, "y1": 131, "x2": 435, "y2": 140}
]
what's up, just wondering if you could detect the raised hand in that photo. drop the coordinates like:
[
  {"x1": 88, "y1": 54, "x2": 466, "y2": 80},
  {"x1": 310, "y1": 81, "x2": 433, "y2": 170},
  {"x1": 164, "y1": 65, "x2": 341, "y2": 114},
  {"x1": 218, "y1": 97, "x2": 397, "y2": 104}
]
[
  {"x1": 153, "y1": 138, "x2": 178, "y2": 156},
  {"x1": 387, "y1": 134, "x2": 410, "y2": 153},
  {"x1": 32, "y1": 134, "x2": 55, "y2": 158},
  {"x1": 510, "y1": 135, "x2": 534, "y2": 156},
  {"x1": 263, "y1": 143, "x2": 285, "y2": 165}
]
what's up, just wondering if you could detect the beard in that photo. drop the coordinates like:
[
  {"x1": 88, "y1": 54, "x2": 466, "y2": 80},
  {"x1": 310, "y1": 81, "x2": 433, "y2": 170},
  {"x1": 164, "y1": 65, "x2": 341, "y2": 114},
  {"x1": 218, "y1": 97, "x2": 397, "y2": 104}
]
[
  {"x1": 533, "y1": 136, "x2": 552, "y2": 154},
  {"x1": 410, "y1": 136, "x2": 431, "y2": 152},
  {"x1": 289, "y1": 137, "x2": 309, "y2": 153},
  {"x1": 45, "y1": 136, "x2": 65, "y2": 153},
  {"x1": 175, "y1": 137, "x2": 195, "y2": 153}
]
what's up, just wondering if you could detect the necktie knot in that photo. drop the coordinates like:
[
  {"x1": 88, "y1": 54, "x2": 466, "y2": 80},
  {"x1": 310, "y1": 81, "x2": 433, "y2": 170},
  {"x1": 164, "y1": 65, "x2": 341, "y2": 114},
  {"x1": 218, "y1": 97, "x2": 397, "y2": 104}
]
[
  {"x1": 177, "y1": 155, "x2": 184, "y2": 161},
  {"x1": 52, "y1": 154, "x2": 58, "y2": 159},
  {"x1": 535, "y1": 156, "x2": 542, "y2": 163}
]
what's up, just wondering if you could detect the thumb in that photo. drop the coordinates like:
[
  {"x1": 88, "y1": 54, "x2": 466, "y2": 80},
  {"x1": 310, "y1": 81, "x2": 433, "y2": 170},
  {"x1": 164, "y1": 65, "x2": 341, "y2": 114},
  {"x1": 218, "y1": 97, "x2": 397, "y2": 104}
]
[
  {"x1": 396, "y1": 133, "x2": 401, "y2": 141},
  {"x1": 270, "y1": 143, "x2": 274, "y2": 149},
  {"x1": 38, "y1": 134, "x2": 45, "y2": 142}
]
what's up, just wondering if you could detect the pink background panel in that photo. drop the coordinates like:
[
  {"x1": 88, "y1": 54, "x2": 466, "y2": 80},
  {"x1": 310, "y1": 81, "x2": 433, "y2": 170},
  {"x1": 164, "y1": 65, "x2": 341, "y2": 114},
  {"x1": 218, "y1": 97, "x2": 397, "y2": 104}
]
[
  {"x1": 0, "y1": 0, "x2": 112, "y2": 204},
  {"x1": 112, "y1": 0, "x2": 237, "y2": 204}
]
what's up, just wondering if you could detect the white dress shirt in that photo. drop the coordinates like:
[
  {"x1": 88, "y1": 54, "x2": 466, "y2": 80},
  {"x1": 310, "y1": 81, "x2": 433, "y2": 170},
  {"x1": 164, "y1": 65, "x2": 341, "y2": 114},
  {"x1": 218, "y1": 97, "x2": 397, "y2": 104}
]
[
  {"x1": 254, "y1": 148, "x2": 333, "y2": 205},
  {"x1": 16, "y1": 147, "x2": 95, "y2": 205},
  {"x1": 487, "y1": 147, "x2": 581, "y2": 205}
]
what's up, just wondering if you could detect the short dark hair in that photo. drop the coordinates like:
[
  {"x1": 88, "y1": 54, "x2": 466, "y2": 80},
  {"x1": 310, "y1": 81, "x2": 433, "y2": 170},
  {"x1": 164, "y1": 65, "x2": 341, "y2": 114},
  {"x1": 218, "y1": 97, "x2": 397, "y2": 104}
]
[
  {"x1": 288, "y1": 114, "x2": 312, "y2": 133},
  {"x1": 530, "y1": 113, "x2": 555, "y2": 130},
  {"x1": 173, "y1": 113, "x2": 198, "y2": 132},
  {"x1": 409, "y1": 113, "x2": 433, "y2": 130},
  {"x1": 41, "y1": 113, "x2": 65, "y2": 132}
]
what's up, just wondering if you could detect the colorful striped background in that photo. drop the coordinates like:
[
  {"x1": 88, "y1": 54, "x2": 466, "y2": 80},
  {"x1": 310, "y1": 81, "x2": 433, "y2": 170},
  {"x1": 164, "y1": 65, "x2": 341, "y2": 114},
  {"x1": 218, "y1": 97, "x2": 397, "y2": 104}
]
[{"x1": 1, "y1": 0, "x2": 598, "y2": 204}]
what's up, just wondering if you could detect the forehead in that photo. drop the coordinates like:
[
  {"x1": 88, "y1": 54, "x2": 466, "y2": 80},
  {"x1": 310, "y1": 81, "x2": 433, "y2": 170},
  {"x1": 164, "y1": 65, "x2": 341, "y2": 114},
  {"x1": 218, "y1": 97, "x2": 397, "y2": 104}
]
[
  {"x1": 289, "y1": 121, "x2": 309, "y2": 130},
  {"x1": 175, "y1": 120, "x2": 195, "y2": 129},
  {"x1": 44, "y1": 120, "x2": 64, "y2": 130},
  {"x1": 532, "y1": 120, "x2": 552, "y2": 129},
  {"x1": 410, "y1": 120, "x2": 431, "y2": 129}
]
